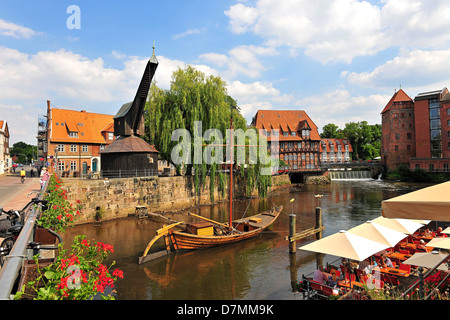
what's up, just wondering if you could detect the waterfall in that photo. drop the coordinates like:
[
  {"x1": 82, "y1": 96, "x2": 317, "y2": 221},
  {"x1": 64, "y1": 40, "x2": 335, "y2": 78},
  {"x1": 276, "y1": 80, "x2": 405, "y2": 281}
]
[{"x1": 329, "y1": 170, "x2": 372, "y2": 180}]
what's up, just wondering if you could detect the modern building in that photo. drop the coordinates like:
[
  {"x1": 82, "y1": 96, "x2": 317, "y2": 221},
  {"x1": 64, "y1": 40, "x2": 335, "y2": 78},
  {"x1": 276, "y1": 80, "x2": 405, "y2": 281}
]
[
  {"x1": 43, "y1": 100, "x2": 115, "y2": 176},
  {"x1": 381, "y1": 87, "x2": 450, "y2": 172},
  {"x1": 0, "y1": 121, "x2": 11, "y2": 174}
]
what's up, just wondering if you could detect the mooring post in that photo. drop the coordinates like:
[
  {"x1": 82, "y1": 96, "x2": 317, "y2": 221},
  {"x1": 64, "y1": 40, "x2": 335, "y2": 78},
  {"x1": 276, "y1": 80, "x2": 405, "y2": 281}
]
[
  {"x1": 315, "y1": 207, "x2": 322, "y2": 240},
  {"x1": 289, "y1": 214, "x2": 296, "y2": 253}
]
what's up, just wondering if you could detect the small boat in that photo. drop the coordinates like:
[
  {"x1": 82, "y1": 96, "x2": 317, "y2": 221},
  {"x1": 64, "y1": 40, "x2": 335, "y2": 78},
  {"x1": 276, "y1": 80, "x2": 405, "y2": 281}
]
[
  {"x1": 171, "y1": 206, "x2": 283, "y2": 250},
  {"x1": 139, "y1": 109, "x2": 283, "y2": 264}
]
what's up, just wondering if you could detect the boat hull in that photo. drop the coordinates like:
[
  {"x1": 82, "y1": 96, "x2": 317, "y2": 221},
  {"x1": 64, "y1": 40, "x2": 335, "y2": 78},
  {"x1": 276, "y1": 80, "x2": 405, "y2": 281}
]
[{"x1": 172, "y1": 205, "x2": 283, "y2": 250}]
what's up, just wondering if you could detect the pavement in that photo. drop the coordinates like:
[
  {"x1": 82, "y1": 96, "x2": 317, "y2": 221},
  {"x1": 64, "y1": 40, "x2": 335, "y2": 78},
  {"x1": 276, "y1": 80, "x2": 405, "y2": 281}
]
[{"x1": 0, "y1": 173, "x2": 42, "y2": 212}]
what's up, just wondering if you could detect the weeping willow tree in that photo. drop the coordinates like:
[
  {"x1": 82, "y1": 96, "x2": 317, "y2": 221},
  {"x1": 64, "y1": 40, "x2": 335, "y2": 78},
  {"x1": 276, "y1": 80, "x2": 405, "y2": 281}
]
[{"x1": 144, "y1": 65, "x2": 273, "y2": 202}]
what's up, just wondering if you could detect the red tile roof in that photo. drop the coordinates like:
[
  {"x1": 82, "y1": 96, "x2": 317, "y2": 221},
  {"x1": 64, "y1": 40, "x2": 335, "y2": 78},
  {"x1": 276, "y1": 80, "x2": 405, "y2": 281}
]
[
  {"x1": 320, "y1": 139, "x2": 353, "y2": 153},
  {"x1": 50, "y1": 108, "x2": 114, "y2": 144},
  {"x1": 252, "y1": 110, "x2": 321, "y2": 140},
  {"x1": 381, "y1": 89, "x2": 413, "y2": 114}
]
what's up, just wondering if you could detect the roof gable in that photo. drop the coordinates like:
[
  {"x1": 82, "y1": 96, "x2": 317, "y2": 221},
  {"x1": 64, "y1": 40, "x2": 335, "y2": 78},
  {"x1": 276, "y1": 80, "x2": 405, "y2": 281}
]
[
  {"x1": 381, "y1": 89, "x2": 413, "y2": 114},
  {"x1": 252, "y1": 110, "x2": 321, "y2": 140}
]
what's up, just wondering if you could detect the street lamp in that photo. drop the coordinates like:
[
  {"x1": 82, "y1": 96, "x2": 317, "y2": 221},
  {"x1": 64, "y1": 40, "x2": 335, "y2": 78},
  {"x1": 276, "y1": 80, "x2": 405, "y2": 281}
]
[{"x1": 54, "y1": 147, "x2": 58, "y2": 175}]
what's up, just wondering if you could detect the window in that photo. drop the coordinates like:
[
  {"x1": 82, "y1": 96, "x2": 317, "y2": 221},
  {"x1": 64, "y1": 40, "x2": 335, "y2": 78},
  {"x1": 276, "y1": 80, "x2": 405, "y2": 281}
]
[
  {"x1": 407, "y1": 133, "x2": 412, "y2": 140},
  {"x1": 415, "y1": 164, "x2": 420, "y2": 170},
  {"x1": 100, "y1": 145, "x2": 106, "y2": 151},
  {"x1": 395, "y1": 133, "x2": 400, "y2": 140},
  {"x1": 283, "y1": 131, "x2": 288, "y2": 137},
  {"x1": 70, "y1": 160, "x2": 77, "y2": 171},
  {"x1": 448, "y1": 108, "x2": 450, "y2": 116},
  {"x1": 407, "y1": 145, "x2": 411, "y2": 151},
  {"x1": 395, "y1": 145, "x2": 399, "y2": 151},
  {"x1": 429, "y1": 164, "x2": 434, "y2": 172},
  {"x1": 57, "y1": 144, "x2": 64, "y2": 152},
  {"x1": 291, "y1": 131, "x2": 296, "y2": 136},
  {"x1": 82, "y1": 145, "x2": 88, "y2": 152},
  {"x1": 108, "y1": 132, "x2": 114, "y2": 140},
  {"x1": 448, "y1": 120, "x2": 450, "y2": 126},
  {"x1": 69, "y1": 131, "x2": 78, "y2": 138},
  {"x1": 71, "y1": 144, "x2": 77, "y2": 152},
  {"x1": 444, "y1": 164, "x2": 449, "y2": 172},
  {"x1": 58, "y1": 161, "x2": 64, "y2": 172}
]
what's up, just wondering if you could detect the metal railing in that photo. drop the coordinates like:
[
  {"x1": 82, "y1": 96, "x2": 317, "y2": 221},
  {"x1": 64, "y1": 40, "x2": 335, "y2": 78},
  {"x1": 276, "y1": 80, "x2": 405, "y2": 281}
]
[{"x1": 0, "y1": 182, "x2": 48, "y2": 300}]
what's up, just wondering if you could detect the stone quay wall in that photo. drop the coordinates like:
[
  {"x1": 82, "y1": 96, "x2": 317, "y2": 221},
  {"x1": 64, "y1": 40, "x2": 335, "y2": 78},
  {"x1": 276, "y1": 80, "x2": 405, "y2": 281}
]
[{"x1": 62, "y1": 174, "x2": 291, "y2": 225}]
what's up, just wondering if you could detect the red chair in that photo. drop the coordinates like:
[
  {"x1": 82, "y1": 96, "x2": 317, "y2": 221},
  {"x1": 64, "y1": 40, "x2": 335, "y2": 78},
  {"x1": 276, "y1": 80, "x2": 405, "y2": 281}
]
[
  {"x1": 346, "y1": 273, "x2": 356, "y2": 282},
  {"x1": 399, "y1": 249, "x2": 409, "y2": 255},
  {"x1": 399, "y1": 263, "x2": 411, "y2": 274}
]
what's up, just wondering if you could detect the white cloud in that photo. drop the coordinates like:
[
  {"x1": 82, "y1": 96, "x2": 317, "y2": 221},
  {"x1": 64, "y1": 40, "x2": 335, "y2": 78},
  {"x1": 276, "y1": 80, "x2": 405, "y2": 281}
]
[
  {"x1": 0, "y1": 19, "x2": 37, "y2": 39},
  {"x1": 224, "y1": 3, "x2": 259, "y2": 34},
  {"x1": 224, "y1": 0, "x2": 450, "y2": 64},
  {"x1": 344, "y1": 48, "x2": 450, "y2": 89},
  {"x1": 295, "y1": 89, "x2": 389, "y2": 131},
  {"x1": 173, "y1": 28, "x2": 205, "y2": 39}
]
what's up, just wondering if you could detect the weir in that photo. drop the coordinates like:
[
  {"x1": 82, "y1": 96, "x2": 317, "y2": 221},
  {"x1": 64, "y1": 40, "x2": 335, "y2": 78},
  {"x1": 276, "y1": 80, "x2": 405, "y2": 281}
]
[{"x1": 328, "y1": 170, "x2": 372, "y2": 180}]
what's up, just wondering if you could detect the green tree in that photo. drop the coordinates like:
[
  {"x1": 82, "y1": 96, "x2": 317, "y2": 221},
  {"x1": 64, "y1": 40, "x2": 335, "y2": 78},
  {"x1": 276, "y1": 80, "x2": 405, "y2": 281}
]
[
  {"x1": 10, "y1": 142, "x2": 36, "y2": 164},
  {"x1": 144, "y1": 65, "x2": 269, "y2": 201},
  {"x1": 321, "y1": 123, "x2": 344, "y2": 139}
]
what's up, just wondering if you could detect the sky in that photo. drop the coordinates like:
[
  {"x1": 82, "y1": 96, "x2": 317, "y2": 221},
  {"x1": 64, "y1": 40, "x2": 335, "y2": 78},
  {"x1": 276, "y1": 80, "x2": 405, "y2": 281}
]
[{"x1": 2, "y1": 0, "x2": 450, "y2": 146}]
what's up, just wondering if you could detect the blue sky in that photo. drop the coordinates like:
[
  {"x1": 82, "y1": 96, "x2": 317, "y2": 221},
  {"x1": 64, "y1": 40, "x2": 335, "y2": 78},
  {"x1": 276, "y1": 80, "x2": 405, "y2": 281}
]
[{"x1": 2, "y1": 0, "x2": 450, "y2": 146}]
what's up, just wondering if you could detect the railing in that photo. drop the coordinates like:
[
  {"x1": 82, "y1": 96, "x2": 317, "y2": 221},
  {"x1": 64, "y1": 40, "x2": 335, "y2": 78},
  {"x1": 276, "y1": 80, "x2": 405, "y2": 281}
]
[
  {"x1": 0, "y1": 181, "x2": 48, "y2": 300},
  {"x1": 58, "y1": 169, "x2": 159, "y2": 180}
]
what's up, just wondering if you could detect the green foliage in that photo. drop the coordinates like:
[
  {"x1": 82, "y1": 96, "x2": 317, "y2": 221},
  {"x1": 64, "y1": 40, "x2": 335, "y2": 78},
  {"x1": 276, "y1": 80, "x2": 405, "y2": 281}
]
[
  {"x1": 144, "y1": 65, "x2": 271, "y2": 200},
  {"x1": 10, "y1": 141, "x2": 36, "y2": 164},
  {"x1": 15, "y1": 235, "x2": 123, "y2": 300},
  {"x1": 37, "y1": 173, "x2": 82, "y2": 232},
  {"x1": 321, "y1": 121, "x2": 381, "y2": 160}
]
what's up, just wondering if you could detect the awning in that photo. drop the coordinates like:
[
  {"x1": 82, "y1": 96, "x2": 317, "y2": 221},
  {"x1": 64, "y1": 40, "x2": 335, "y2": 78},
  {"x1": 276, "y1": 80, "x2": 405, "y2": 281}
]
[
  {"x1": 381, "y1": 181, "x2": 450, "y2": 222},
  {"x1": 299, "y1": 230, "x2": 389, "y2": 262},
  {"x1": 403, "y1": 251, "x2": 449, "y2": 271}
]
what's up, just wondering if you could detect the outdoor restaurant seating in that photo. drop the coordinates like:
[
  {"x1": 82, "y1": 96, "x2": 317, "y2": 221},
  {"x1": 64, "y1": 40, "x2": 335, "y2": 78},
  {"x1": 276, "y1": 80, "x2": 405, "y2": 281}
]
[{"x1": 300, "y1": 221, "x2": 450, "y2": 300}]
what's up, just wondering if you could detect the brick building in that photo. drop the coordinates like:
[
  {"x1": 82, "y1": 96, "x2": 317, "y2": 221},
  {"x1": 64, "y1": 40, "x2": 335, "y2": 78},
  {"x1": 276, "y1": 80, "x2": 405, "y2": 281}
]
[
  {"x1": 251, "y1": 110, "x2": 352, "y2": 171},
  {"x1": 381, "y1": 89, "x2": 415, "y2": 170},
  {"x1": 381, "y1": 87, "x2": 450, "y2": 172},
  {"x1": 320, "y1": 138, "x2": 353, "y2": 164},
  {"x1": 44, "y1": 101, "x2": 115, "y2": 176}
]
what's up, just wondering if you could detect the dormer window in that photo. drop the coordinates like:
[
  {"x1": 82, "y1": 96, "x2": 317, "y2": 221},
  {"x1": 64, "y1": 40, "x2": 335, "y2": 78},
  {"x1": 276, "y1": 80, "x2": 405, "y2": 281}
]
[{"x1": 69, "y1": 131, "x2": 78, "y2": 138}]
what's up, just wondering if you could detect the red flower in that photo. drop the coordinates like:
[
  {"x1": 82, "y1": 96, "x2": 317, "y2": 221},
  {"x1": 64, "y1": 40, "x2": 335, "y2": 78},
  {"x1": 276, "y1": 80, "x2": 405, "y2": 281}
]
[{"x1": 112, "y1": 269, "x2": 124, "y2": 279}]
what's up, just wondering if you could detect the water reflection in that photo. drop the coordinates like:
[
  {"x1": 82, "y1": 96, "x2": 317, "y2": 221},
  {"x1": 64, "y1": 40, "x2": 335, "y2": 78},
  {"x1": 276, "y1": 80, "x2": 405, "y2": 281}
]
[{"x1": 61, "y1": 179, "x2": 430, "y2": 300}]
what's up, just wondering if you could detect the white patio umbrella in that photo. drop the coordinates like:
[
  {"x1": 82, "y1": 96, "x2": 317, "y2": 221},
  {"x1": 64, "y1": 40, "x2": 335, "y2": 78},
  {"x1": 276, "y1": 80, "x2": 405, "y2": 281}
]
[
  {"x1": 371, "y1": 216, "x2": 423, "y2": 235},
  {"x1": 426, "y1": 237, "x2": 450, "y2": 250},
  {"x1": 299, "y1": 230, "x2": 389, "y2": 262},
  {"x1": 382, "y1": 181, "x2": 450, "y2": 221},
  {"x1": 442, "y1": 227, "x2": 450, "y2": 235},
  {"x1": 347, "y1": 221, "x2": 407, "y2": 247},
  {"x1": 403, "y1": 251, "x2": 450, "y2": 271}
]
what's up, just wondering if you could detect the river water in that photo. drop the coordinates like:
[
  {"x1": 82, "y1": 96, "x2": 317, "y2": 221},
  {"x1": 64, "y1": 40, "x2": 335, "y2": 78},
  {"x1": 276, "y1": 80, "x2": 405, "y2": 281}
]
[{"x1": 61, "y1": 178, "x2": 431, "y2": 300}]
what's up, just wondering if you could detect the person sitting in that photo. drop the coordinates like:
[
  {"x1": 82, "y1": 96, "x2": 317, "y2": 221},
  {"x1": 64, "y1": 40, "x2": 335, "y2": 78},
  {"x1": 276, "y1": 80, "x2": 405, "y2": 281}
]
[
  {"x1": 436, "y1": 227, "x2": 448, "y2": 238},
  {"x1": 422, "y1": 228, "x2": 432, "y2": 237},
  {"x1": 416, "y1": 239, "x2": 427, "y2": 252},
  {"x1": 327, "y1": 270, "x2": 339, "y2": 287},
  {"x1": 313, "y1": 265, "x2": 327, "y2": 284},
  {"x1": 380, "y1": 253, "x2": 393, "y2": 268}
]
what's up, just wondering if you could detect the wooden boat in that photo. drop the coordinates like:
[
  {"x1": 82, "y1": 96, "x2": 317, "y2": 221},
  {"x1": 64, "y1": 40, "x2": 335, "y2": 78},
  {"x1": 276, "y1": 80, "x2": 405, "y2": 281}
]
[
  {"x1": 171, "y1": 206, "x2": 283, "y2": 250},
  {"x1": 139, "y1": 108, "x2": 283, "y2": 264}
]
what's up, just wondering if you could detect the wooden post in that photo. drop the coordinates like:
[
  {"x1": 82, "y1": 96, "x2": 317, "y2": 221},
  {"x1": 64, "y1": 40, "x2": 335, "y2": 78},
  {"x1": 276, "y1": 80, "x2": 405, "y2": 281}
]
[
  {"x1": 315, "y1": 207, "x2": 322, "y2": 240},
  {"x1": 289, "y1": 214, "x2": 296, "y2": 253}
]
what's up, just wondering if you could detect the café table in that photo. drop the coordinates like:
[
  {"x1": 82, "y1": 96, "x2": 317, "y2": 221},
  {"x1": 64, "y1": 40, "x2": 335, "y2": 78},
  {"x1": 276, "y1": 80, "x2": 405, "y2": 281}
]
[
  {"x1": 387, "y1": 251, "x2": 411, "y2": 262},
  {"x1": 337, "y1": 279, "x2": 364, "y2": 289},
  {"x1": 377, "y1": 266, "x2": 410, "y2": 278},
  {"x1": 399, "y1": 242, "x2": 434, "y2": 253}
]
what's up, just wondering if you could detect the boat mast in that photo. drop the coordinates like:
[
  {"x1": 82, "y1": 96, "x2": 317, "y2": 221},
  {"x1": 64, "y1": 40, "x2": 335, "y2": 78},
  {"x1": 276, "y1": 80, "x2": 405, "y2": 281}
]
[{"x1": 229, "y1": 108, "x2": 233, "y2": 229}]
